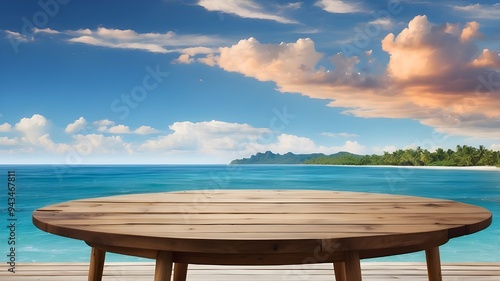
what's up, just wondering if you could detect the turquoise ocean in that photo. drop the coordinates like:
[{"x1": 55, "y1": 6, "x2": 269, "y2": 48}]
[{"x1": 1, "y1": 164, "x2": 499, "y2": 263}]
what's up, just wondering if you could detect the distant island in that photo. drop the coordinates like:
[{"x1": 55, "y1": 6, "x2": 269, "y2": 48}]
[{"x1": 230, "y1": 145, "x2": 500, "y2": 167}]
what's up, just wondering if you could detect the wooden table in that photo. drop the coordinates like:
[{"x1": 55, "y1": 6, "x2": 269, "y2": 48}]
[{"x1": 32, "y1": 190, "x2": 492, "y2": 281}]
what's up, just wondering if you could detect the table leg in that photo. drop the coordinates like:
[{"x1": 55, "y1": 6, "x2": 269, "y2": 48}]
[
  {"x1": 426, "y1": 247, "x2": 443, "y2": 281},
  {"x1": 173, "y1": 263, "x2": 188, "y2": 281},
  {"x1": 88, "y1": 247, "x2": 106, "y2": 281},
  {"x1": 155, "y1": 251, "x2": 174, "y2": 281},
  {"x1": 344, "y1": 251, "x2": 362, "y2": 281},
  {"x1": 333, "y1": 261, "x2": 346, "y2": 281}
]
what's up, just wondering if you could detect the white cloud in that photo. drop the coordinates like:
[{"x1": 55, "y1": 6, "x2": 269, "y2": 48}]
[
  {"x1": 321, "y1": 132, "x2": 359, "y2": 138},
  {"x1": 335, "y1": 140, "x2": 367, "y2": 154},
  {"x1": 197, "y1": 54, "x2": 218, "y2": 66},
  {"x1": 21, "y1": 132, "x2": 133, "y2": 156},
  {"x1": 294, "y1": 27, "x2": 322, "y2": 34},
  {"x1": 3, "y1": 115, "x2": 377, "y2": 163},
  {"x1": 65, "y1": 117, "x2": 87, "y2": 134},
  {"x1": 266, "y1": 134, "x2": 318, "y2": 154},
  {"x1": 454, "y1": 3, "x2": 500, "y2": 19},
  {"x1": 67, "y1": 27, "x2": 227, "y2": 54},
  {"x1": 9, "y1": 25, "x2": 226, "y2": 55},
  {"x1": 266, "y1": 135, "x2": 366, "y2": 155},
  {"x1": 282, "y1": 2, "x2": 302, "y2": 10},
  {"x1": 140, "y1": 120, "x2": 370, "y2": 161},
  {"x1": 182, "y1": 46, "x2": 217, "y2": 56},
  {"x1": 108, "y1": 125, "x2": 131, "y2": 134},
  {"x1": 141, "y1": 120, "x2": 270, "y2": 152},
  {"x1": 36, "y1": 134, "x2": 68, "y2": 153},
  {"x1": 15, "y1": 114, "x2": 49, "y2": 144},
  {"x1": 72, "y1": 134, "x2": 133, "y2": 155},
  {"x1": 0, "y1": 123, "x2": 11, "y2": 132},
  {"x1": 315, "y1": 0, "x2": 366, "y2": 14},
  {"x1": 135, "y1": 126, "x2": 160, "y2": 135},
  {"x1": 368, "y1": 18, "x2": 394, "y2": 29},
  {"x1": 93, "y1": 119, "x2": 116, "y2": 132},
  {"x1": 372, "y1": 145, "x2": 398, "y2": 154},
  {"x1": 33, "y1": 28, "x2": 60, "y2": 34},
  {"x1": 490, "y1": 144, "x2": 500, "y2": 152},
  {"x1": 197, "y1": 0, "x2": 297, "y2": 24},
  {"x1": 100, "y1": 123, "x2": 160, "y2": 135},
  {"x1": 173, "y1": 54, "x2": 194, "y2": 64},
  {"x1": 0, "y1": 137, "x2": 18, "y2": 146},
  {"x1": 4, "y1": 30, "x2": 32, "y2": 42}
]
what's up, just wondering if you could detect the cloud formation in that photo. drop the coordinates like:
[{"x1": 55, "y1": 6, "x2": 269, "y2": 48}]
[
  {"x1": 33, "y1": 28, "x2": 60, "y2": 34},
  {"x1": 5, "y1": 30, "x2": 32, "y2": 42},
  {"x1": 107, "y1": 124, "x2": 160, "y2": 135},
  {"x1": 454, "y1": 3, "x2": 500, "y2": 19},
  {"x1": 315, "y1": 0, "x2": 366, "y2": 14},
  {"x1": 65, "y1": 117, "x2": 87, "y2": 134},
  {"x1": 14, "y1": 114, "x2": 49, "y2": 144},
  {"x1": 68, "y1": 27, "x2": 227, "y2": 54},
  {"x1": 199, "y1": 15, "x2": 500, "y2": 139},
  {"x1": 141, "y1": 120, "x2": 271, "y2": 153},
  {"x1": 2, "y1": 115, "x2": 368, "y2": 163},
  {"x1": 262, "y1": 134, "x2": 366, "y2": 155},
  {"x1": 197, "y1": 0, "x2": 297, "y2": 24},
  {"x1": 135, "y1": 126, "x2": 161, "y2": 135},
  {"x1": 321, "y1": 132, "x2": 359, "y2": 138},
  {"x1": 368, "y1": 18, "x2": 394, "y2": 29},
  {"x1": 92, "y1": 119, "x2": 160, "y2": 135},
  {"x1": 6, "y1": 26, "x2": 228, "y2": 56},
  {"x1": 0, "y1": 123, "x2": 12, "y2": 132},
  {"x1": 139, "y1": 120, "x2": 368, "y2": 160},
  {"x1": 0, "y1": 137, "x2": 18, "y2": 146}
]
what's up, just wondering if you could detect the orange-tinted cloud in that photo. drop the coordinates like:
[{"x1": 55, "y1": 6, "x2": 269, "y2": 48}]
[{"x1": 200, "y1": 15, "x2": 500, "y2": 139}]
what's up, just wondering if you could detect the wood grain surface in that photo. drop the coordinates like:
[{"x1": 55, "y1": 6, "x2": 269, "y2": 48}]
[{"x1": 32, "y1": 190, "x2": 492, "y2": 261}]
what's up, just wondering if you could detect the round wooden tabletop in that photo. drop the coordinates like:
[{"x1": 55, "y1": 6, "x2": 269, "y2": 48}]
[{"x1": 33, "y1": 190, "x2": 492, "y2": 262}]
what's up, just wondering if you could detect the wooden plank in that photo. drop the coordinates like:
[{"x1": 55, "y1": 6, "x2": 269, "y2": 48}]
[
  {"x1": 154, "y1": 251, "x2": 173, "y2": 281},
  {"x1": 173, "y1": 263, "x2": 188, "y2": 281},
  {"x1": 344, "y1": 251, "x2": 362, "y2": 281},
  {"x1": 1, "y1": 263, "x2": 499, "y2": 281},
  {"x1": 64, "y1": 224, "x2": 457, "y2": 236},
  {"x1": 34, "y1": 212, "x2": 488, "y2": 227},
  {"x1": 426, "y1": 247, "x2": 443, "y2": 281},
  {"x1": 72, "y1": 190, "x2": 452, "y2": 203},
  {"x1": 334, "y1": 261, "x2": 346, "y2": 281},
  {"x1": 32, "y1": 190, "x2": 492, "y2": 270},
  {"x1": 38, "y1": 202, "x2": 489, "y2": 214},
  {"x1": 88, "y1": 247, "x2": 105, "y2": 281}
]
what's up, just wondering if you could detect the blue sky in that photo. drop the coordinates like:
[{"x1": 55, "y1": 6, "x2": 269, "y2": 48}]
[{"x1": 1, "y1": 0, "x2": 499, "y2": 164}]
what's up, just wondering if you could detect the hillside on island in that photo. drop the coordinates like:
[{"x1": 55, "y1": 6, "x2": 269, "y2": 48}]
[
  {"x1": 230, "y1": 145, "x2": 500, "y2": 167},
  {"x1": 230, "y1": 151, "x2": 329, "y2": 164}
]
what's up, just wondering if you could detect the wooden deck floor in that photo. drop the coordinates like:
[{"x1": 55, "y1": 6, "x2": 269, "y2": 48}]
[{"x1": 2, "y1": 262, "x2": 499, "y2": 280}]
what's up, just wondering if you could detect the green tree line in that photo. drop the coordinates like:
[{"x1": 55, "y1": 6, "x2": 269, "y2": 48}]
[{"x1": 305, "y1": 145, "x2": 500, "y2": 167}]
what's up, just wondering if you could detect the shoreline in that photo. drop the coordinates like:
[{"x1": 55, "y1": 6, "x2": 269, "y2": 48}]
[
  {"x1": 304, "y1": 164, "x2": 500, "y2": 171},
  {"x1": 1, "y1": 163, "x2": 499, "y2": 172}
]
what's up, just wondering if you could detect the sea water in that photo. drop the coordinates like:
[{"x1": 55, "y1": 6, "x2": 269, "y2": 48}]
[{"x1": 0, "y1": 164, "x2": 498, "y2": 262}]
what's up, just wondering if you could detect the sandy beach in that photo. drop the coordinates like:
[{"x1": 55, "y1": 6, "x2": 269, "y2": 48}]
[{"x1": 314, "y1": 165, "x2": 500, "y2": 171}]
